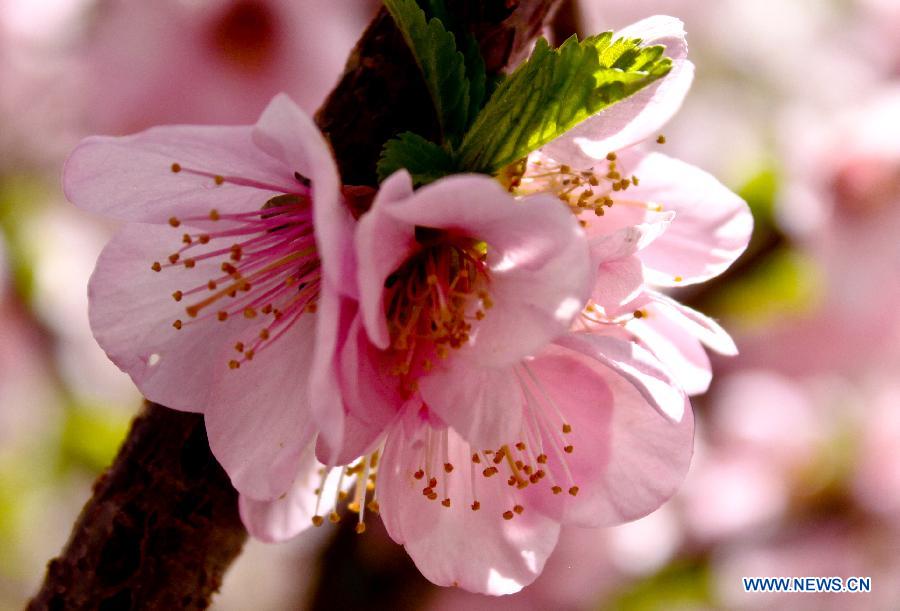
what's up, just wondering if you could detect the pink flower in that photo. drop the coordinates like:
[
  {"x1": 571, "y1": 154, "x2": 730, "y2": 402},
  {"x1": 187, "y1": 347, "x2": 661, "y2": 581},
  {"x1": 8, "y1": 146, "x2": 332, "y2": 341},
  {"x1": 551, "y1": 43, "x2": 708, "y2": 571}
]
[
  {"x1": 241, "y1": 170, "x2": 693, "y2": 594},
  {"x1": 520, "y1": 16, "x2": 751, "y2": 395},
  {"x1": 79, "y1": 0, "x2": 378, "y2": 132},
  {"x1": 64, "y1": 94, "x2": 349, "y2": 502}
]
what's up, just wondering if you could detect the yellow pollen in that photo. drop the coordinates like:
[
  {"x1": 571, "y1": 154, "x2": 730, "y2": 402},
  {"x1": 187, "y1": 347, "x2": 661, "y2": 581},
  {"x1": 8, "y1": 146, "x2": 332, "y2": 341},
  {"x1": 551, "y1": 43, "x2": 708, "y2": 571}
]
[
  {"x1": 674, "y1": 275, "x2": 683, "y2": 282},
  {"x1": 355, "y1": 523, "x2": 366, "y2": 534},
  {"x1": 606, "y1": 152, "x2": 617, "y2": 161}
]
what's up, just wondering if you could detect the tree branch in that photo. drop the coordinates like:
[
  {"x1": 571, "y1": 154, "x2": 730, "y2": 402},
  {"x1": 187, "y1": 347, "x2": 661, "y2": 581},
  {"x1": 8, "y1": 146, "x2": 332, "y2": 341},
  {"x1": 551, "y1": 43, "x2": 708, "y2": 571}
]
[{"x1": 30, "y1": 2, "x2": 563, "y2": 609}]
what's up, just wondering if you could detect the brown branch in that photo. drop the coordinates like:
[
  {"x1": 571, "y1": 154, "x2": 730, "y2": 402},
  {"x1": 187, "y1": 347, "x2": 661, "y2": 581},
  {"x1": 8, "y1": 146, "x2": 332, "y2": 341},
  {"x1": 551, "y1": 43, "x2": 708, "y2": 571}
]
[
  {"x1": 27, "y1": 404, "x2": 245, "y2": 611},
  {"x1": 30, "y1": 2, "x2": 563, "y2": 609}
]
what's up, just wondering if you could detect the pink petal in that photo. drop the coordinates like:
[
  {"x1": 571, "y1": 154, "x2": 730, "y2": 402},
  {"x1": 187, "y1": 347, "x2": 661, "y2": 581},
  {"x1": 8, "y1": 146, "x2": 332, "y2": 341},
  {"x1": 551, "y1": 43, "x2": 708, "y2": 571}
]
[
  {"x1": 589, "y1": 216, "x2": 672, "y2": 315},
  {"x1": 64, "y1": 127, "x2": 294, "y2": 225},
  {"x1": 647, "y1": 290, "x2": 738, "y2": 355},
  {"x1": 239, "y1": 441, "x2": 341, "y2": 543},
  {"x1": 378, "y1": 175, "x2": 592, "y2": 365},
  {"x1": 379, "y1": 417, "x2": 561, "y2": 594},
  {"x1": 555, "y1": 332, "x2": 687, "y2": 422},
  {"x1": 252, "y1": 94, "x2": 349, "y2": 292},
  {"x1": 622, "y1": 151, "x2": 753, "y2": 286},
  {"x1": 628, "y1": 304, "x2": 712, "y2": 395},
  {"x1": 88, "y1": 223, "x2": 249, "y2": 411},
  {"x1": 526, "y1": 349, "x2": 694, "y2": 526},
  {"x1": 355, "y1": 170, "x2": 416, "y2": 349},
  {"x1": 418, "y1": 361, "x2": 524, "y2": 450},
  {"x1": 542, "y1": 16, "x2": 694, "y2": 164},
  {"x1": 204, "y1": 312, "x2": 318, "y2": 500}
]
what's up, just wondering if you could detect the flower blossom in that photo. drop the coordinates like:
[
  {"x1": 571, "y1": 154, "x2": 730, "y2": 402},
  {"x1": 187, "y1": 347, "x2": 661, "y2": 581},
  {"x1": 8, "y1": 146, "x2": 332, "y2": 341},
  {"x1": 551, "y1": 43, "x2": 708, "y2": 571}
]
[
  {"x1": 241, "y1": 170, "x2": 694, "y2": 594},
  {"x1": 519, "y1": 15, "x2": 752, "y2": 395},
  {"x1": 64, "y1": 94, "x2": 349, "y2": 503}
]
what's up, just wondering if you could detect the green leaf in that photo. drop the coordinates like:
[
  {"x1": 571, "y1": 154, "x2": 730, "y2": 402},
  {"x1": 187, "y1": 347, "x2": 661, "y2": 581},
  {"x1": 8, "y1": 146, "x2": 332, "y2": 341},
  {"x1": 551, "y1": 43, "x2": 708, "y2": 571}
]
[
  {"x1": 457, "y1": 34, "x2": 673, "y2": 174},
  {"x1": 384, "y1": 0, "x2": 470, "y2": 141},
  {"x1": 377, "y1": 132, "x2": 458, "y2": 186}
]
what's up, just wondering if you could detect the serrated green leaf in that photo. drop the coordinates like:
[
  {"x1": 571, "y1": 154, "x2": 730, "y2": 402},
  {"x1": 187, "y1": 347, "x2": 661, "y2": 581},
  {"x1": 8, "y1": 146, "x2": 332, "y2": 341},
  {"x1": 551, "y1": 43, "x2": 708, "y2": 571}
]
[
  {"x1": 377, "y1": 132, "x2": 458, "y2": 186},
  {"x1": 384, "y1": 0, "x2": 470, "y2": 141},
  {"x1": 457, "y1": 34, "x2": 673, "y2": 174}
]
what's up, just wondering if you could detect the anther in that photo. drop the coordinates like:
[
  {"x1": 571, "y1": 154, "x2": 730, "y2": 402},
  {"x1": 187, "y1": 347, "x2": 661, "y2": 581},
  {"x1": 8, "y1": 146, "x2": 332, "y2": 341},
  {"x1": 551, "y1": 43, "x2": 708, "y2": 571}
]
[
  {"x1": 172, "y1": 320, "x2": 183, "y2": 330},
  {"x1": 536, "y1": 454, "x2": 548, "y2": 464},
  {"x1": 441, "y1": 498, "x2": 451, "y2": 507},
  {"x1": 214, "y1": 175, "x2": 225, "y2": 185},
  {"x1": 471, "y1": 501, "x2": 481, "y2": 511},
  {"x1": 606, "y1": 152, "x2": 617, "y2": 161},
  {"x1": 513, "y1": 504, "x2": 524, "y2": 514},
  {"x1": 657, "y1": 134, "x2": 666, "y2": 144},
  {"x1": 568, "y1": 486, "x2": 579, "y2": 496},
  {"x1": 168, "y1": 253, "x2": 180, "y2": 264},
  {"x1": 564, "y1": 445, "x2": 574, "y2": 454},
  {"x1": 234, "y1": 342, "x2": 244, "y2": 352},
  {"x1": 170, "y1": 163, "x2": 181, "y2": 173},
  {"x1": 328, "y1": 512, "x2": 341, "y2": 523},
  {"x1": 482, "y1": 467, "x2": 498, "y2": 477},
  {"x1": 311, "y1": 515, "x2": 324, "y2": 527},
  {"x1": 182, "y1": 234, "x2": 192, "y2": 245},
  {"x1": 217, "y1": 311, "x2": 228, "y2": 321},
  {"x1": 228, "y1": 360, "x2": 240, "y2": 369},
  {"x1": 207, "y1": 280, "x2": 217, "y2": 290},
  {"x1": 444, "y1": 463, "x2": 454, "y2": 473},
  {"x1": 515, "y1": 442, "x2": 526, "y2": 451},
  {"x1": 355, "y1": 523, "x2": 366, "y2": 534},
  {"x1": 414, "y1": 469, "x2": 424, "y2": 480},
  {"x1": 471, "y1": 454, "x2": 481, "y2": 464},
  {"x1": 209, "y1": 209, "x2": 220, "y2": 221},
  {"x1": 151, "y1": 261, "x2": 162, "y2": 272},
  {"x1": 172, "y1": 291, "x2": 183, "y2": 302},
  {"x1": 183, "y1": 258, "x2": 196, "y2": 268},
  {"x1": 168, "y1": 217, "x2": 181, "y2": 228},
  {"x1": 562, "y1": 423, "x2": 572, "y2": 434},
  {"x1": 502, "y1": 510, "x2": 514, "y2": 520},
  {"x1": 552, "y1": 485, "x2": 562, "y2": 494},
  {"x1": 243, "y1": 308, "x2": 257, "y2": 319}
]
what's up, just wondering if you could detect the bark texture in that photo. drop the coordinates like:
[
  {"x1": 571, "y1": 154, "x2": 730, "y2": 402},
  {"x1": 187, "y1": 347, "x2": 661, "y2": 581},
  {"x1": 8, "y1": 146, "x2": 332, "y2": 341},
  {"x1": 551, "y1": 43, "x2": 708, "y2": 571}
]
[{"x1": 30, "y1": 1, "x2": 563, "y2": 609}]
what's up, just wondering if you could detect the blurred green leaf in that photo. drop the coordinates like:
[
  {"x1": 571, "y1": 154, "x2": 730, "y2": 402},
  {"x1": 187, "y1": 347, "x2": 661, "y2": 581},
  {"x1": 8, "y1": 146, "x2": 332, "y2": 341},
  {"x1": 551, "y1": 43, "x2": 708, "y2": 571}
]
[
  {"x1": 60, "y1": 404, "x2": 130, "y2": 473},
  {"x1": 709, "y1": 247, "x2": 822, "y2": 327},
  {"x1": 737, "y1": 164, "x2": 778, "y2": 226},
  {"x1": 605, "y1": 558, "x2": 711, "y2": 611}
]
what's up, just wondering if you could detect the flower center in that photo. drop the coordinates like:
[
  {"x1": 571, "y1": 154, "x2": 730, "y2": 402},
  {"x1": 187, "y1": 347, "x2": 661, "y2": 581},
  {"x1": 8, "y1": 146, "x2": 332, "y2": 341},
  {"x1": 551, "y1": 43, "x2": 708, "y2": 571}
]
[
  {"x1": 156, "y1": 164, "x2": 320, "y2": 370},
  {"x1": 383, "y1": 230, "x2": 492, "y2": 395}
]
